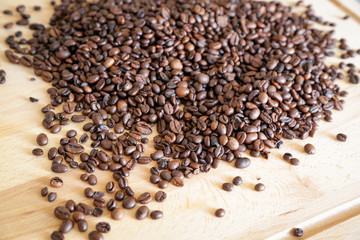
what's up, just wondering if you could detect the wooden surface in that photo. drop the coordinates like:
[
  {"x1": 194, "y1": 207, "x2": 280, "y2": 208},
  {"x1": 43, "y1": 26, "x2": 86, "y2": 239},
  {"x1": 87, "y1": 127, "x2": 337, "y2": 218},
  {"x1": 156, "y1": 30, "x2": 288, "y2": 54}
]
[{"x1": 0, "y1": 0, "x2": 360, "y2": 239}]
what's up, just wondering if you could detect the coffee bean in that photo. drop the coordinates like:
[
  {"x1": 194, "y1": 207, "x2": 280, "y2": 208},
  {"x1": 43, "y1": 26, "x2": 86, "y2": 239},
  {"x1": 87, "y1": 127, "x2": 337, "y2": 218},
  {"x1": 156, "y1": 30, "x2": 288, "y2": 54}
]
[
  {"x1": 65, "y1": 200, "x2": 76, "y2": 212},
  {"x1": 215, "y1": 208, "x2": 225, "y2": 218},
  {"x1": 150, "y1": 175, "x2": 161, "y2": 184},
  {"x1": 293, "y1": 228, "x2": 304, "y2": 237},
  {"x1": 304, "y1": 144, "x2": 316, "y2": 155},
  {"x1": 111, "y1": 208, "x2": 124, "y2": 220},
  {"x1": 84, "y1": 187, "x2": 94, "y2": 198},
  {"x1": 51, "y1": 231, "x2": 64, "y2": 240},
  {"x1": 41, "y1": 187, "x2": 48, "y2": 197},
  {"x1": 89, "y1": 231, "x2": 104, "y2": 240},
  {"x1": 222, "y1": 183, "x2": 234, "y2": 192},
  {"x1": 106, "y1": 181, "x2": 115, "y2": 193},
  {"x1": 290, "y1": 158, "x2": 300, "y2": 166},
  {"x1": 150, "y1": 210, "x2": 163, "y2": 220},
  {"x1": 93, "y1": 207, "x2": 103, "y2": 217},
  {"x1": 232, "y1": 176, "x2": 242, "y2": 186},
  {"x1": 150, "y1": 150, "x2": 164, "y2": 160},
  {"x1": 77, "y1": 220, "x2": 88, "y2": 232},
  {"x1": 36, "y1": 133, "x2": 48, "y2": 146},
  {"x1": 158, "y1": 180, "x2": 169, "y2": 189},
  {"x1": 29, "y1": 97, "x2": 39, "y2": 102},
  {"x1": 115, "y1": 190, "x2": 125, "y2": 201},
  {"x1": 135, "y1": 121, "x2": 153, "y2": 135},
  {"x1": 65, "y1": 143, "x2": 84, "y2": 154},
  {"x1": 96, "y1": 222, "x2": 111, "y2": 233},
  {"x1": 54, "y1": 206, "x2": 70, "y2": 220},
  {"x1": 171, "y1": 176, "x2": 184, "y2": 187},
  {"x1": 32, "y1": 148, "x2": 43, "y2": 156},
  {"x1": 88, "y1": 174, "x2": 97, "y2": 185},
  {"x1": 59, "y1": 219, "x2": 73, "y2": 233},
  {"x1": 155, "y1": 191, "x2": 167, "y2": 202},
  {"x1": 254, "y1": 183, "x2": 265, "y2": 192},
  {"x1": 51, "y1": 163, "x2": 68, "y2": 173},
  {"x1": 235, "y1": 158, "x2": 251, "y2": 169},
  {"x1": 93, "y1": 198, "x2": 106, "y2": 208},
  {"x1": 50, "y1": 177, "x2": 63, "y2": 188},
  {"x1": 80, "y1": 173, "x2": 89, "y2": 181},
  {"x1": 336, "y1": 133, "x2": 347, "y2": 142},
  {"x1": 283, "y1": 153, "x2": 293, "y2": 161},
  {"x1": 73, "y1": 211, "x2": 85, "y2": 222},
  {"x1": 136, "y1": 206, "x2": 149, "y2": 220},
  {"x1": 48, "y1": 192, "x2": 57, "y2": 202},
  {"x1": 137, "y1": 192, "x2": 152, "y2": 204},
  {"x1": 122, "y1": 196, "x2": 136, "y2": 209}
]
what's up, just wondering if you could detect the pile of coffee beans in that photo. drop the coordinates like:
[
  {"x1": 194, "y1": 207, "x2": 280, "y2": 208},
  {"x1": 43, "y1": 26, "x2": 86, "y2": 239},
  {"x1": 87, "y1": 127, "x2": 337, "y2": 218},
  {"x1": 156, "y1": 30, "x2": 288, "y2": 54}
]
[{"x1": 2, "y1": 0, "x2": 357, "y2": 238}]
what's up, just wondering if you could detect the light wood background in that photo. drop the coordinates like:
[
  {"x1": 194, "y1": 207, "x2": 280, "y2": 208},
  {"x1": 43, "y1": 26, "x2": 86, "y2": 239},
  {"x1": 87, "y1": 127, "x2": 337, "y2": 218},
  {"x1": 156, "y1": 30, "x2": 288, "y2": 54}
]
[{"x1": 0, "y1": 0, "x2": 360, "y2": 239}]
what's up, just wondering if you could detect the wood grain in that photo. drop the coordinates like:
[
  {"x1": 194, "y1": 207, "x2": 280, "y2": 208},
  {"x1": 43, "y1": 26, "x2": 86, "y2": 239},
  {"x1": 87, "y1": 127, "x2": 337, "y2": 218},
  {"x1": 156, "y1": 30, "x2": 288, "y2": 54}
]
[{"x1": 0, "y1": 0, "x2": 360, "y2": 239}]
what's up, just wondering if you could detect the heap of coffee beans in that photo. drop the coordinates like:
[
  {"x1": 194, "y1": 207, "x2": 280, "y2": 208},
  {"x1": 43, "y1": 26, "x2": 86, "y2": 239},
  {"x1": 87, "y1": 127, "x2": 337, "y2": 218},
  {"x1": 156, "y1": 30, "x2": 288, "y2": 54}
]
[{"x1": 2, "y1": 0, "x2": 357, "y2": 238}]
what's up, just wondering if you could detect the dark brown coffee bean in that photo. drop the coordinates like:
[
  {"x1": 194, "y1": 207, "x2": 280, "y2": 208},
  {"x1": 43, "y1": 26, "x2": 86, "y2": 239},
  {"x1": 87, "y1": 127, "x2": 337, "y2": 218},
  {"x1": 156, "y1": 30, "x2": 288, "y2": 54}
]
[
  {"x1": 65, "y1": 200, "x2": 76, "y2": 212},
  {"x1": 51, "y1": 163, "x2": 68, "y2": 173},
  {"x1": 171, "y1": 176, "x2": 184, "y2": 187},
  {"x1": 150, "y1": 175, "x2": 161, "y2": 184},
  {"x1": 283, "y1": 153, "x2": 293, "y2": 161},
  {"x1": 89, "y1": 231, "x2": 104, "y2": 240},
  {"x1": 29, "y1": 97, "x2": 39, "y2": 102},
  {"x1": 59, "y1": 219, "x2": 73, "y2": 234},
  {"x1": 336, "y1": 133, "x2": 347, "y2": 142},
  {"x1": 304, "y1": 144, "x2": 316, "y2": 155},
  {"x1": 96, "y1": 222, "x2": 111, "y2": 233},
  {"x1": 93, "y1": 198, "x2": 106, "y2": 208},
  {"x1": 158, "y1": 180, "x2": 169, "y2": 189},
  {"x1": 115, "y1": 190, "x2": 125, "y2": 201},
  {"x1": 32, "y1": 148, "x2": 43, "y2": 156},
  {"x1": 122, "y1": 196, "x2": 136, "y2": 209},
  {"x1": 107, "y1": 199, "x2": 117, "y2": 211},
  {"x1": 222, "y1": 183, "x2": 234, "y2": 192},
  {"x1": 88, "y1": 174, "x2": 97, "y2": 185},
  {"x1": 41, "y1": 186, "x2": 48, "y2": 197},
  {"x1": 154, "y1": 191, "x2": 167, "y2": 202},
  {"x1": 36, "y1": 133, "x2": 48, "y2": 146},
  {"x1": 293, "y1": 228, "x2": 304, "y2": 237},
  {"x1": 51, "y1": 231, "x2": 64, "y2": 240},
  {"x1": 137, "y1": 192, "x2": 152, "y2": 204},
  {"x1": 290, "y1": 158, "x2": 300, "y2": 166},
  {"x1": 79, "y1": 133, "x2": 89, "y2": 144},
  {"x1": 111, "y1": 208, "x2": 124, "y2": 220},
  {"x1": 235, "y1": 158, "x2": 251, "y2": 169},
  {"x1": 136, "y1": 206, "x2": 149, "y2": 220},
  {"x1": 215, "y1": 208, "x2": 225, "y2": 218},
  {"x1": 80, "y1": 173, "x2": 89, "y2": 181},
  {"x1": 93, "y1": 207, "x2": 104, "y2": 217},
  {"x1": 50, "y1": 177, "x2": 63, "y2": 188},
  {"x1": 150, "y1": 210, "x2": 163, "y2": 220},
  {"x1": 254, "y1": 183, "x2": 265, "y2": 191},
  {"x1": 54, "y1": 206, "x2": 70, "y2": 220},
  {"x1": 48, "y1": 192, "x2": 57, "y2": 202},
  {"x1": 77, "y1": 220, "x2": 88, "y2": 232},
  {"x1": 135, "y1": 121, "x2": 153, "y2": 135},
  {"x1": 73, "y1": 211, "x2": 85, "y2": 222},
  {"x1": 84, "y1": 187, "x2": 94, "y2": 198},
  {"x1": 65, "y1": 143, "x2": 84, "y2": 154},
  {"x1": 75, "y1": 203, "x2": 93, "y2": 215},
  {"x1": 150, "y1": 150, "x2": 164, "y2": 160},
  {"x1": 232, "y1": 176, "x2": 242, "y2": 186}
]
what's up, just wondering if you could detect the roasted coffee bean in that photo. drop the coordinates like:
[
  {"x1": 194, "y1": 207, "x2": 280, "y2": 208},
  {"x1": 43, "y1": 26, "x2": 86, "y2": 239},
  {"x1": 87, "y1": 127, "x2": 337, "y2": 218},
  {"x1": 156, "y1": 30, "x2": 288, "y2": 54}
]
[
  {"x1": 283, "y1": 153, "x2": 293, "y2": 161},
  {"x1": 222, "y1": 183, "x2": 234, "y2": 192},
  {"x1": 73, "y1": 211, "x2": 85, "y2": 222},
  {"x1": 304, "y1": 144, "x2": 316, "y2": 155},
  {"x1": 235, "y1": 158, "x2": 251, "y2": 169},
  {"x1": 80, "y1": 173, "x2": 89, "y2": 181},
  {"x1": 111, "y1": 208, "x2": 124, "y2": 220},
  {"x1": 51, "y1": 231, "x2": 64, "y2": 240},
  {"x1": 150, "y1": 210, "x2": 163, "y2": 220},
  {"x1": 106, "y1": 181, "x2": 115, "y2": 193},
  {"x1": 79, "y1": 133, "x2": 89, "y2": 144},
  {"x1": 89, "y1": 231, "x2": 104, "y2": 240},
  {"x1": 65, "y1": 143, "x2": 84, "y2": 154},
  {"x1": 0, "y1": 70, "x2": 6, "y2": 84},
  {"x1": 171, "y1": 176, "x2": 184, "y2": 187},
  {"x1": 96, "y1": 222, "x2": 111, "y2": 233},
  {"x1": 115, "y1": 190, "x2": 125, "y2": 201},
  {"x1": 158, "y1": 180, "x2": 169, "y2": 189},
  {"x1": 65, "y1": 200, "x2": 76, "y2": 212},
  {"x1": 255, "y1": 183, "x2": 265, "y2": 191},
  {"x1": 41, "y1": 187, "x2": 48, "y2": 197},
  {"x1": 36, "y1": 133, "x2": 48, "y2": 146},
  {"x1": 135, "y1": 121, "x2": 152, "y2": 135},
  {"x1": 290, "y1": 158, "x2": 300, "y2": 166},
  {"x1": 150, "y1": 175, "x2": 160, "y2": 184},
  {"x1": 54, "y1": 206, "x2": 70, "y2": 220},
  {"x1": 29, "y1": 97, "x2": 39, "y2": 102},
  {"x1": 88, "y1": 174, "x2": 97, "y2": 185},
  {"x1": 154, "y1": 191, "x2": 167, "y2": 202},
  {"x1": 232, "y1": 176, "x2": 242, "y2": 186},
  {"x1": 336, "y1": 133, "x2": 347, "y2": 142},
  {"x1": 48, "y1": 147, "x2": 57, "y2": 160},
  {"x1": 107, "y1": 199, "x2": 117, "y2": 211},
  {"x1": 122, "y1": 196, "x2": 136, "y2": 209},
  {"x1": 215, "y1": 208, "x2": 225, "y2": 218},
  {"x1": 50, "y1": 177, "x2": 63, "y2": 188},
  {"x1": 77, "y1": 220, "x2": 88, "y2": 232},
  {"x1": 93, "y1": 207, "x2": 104, "y2": 217},
  {"x1": 137, "y1": 192, "x2": 152, "y2": 204},
  {"x1": 51, "y1": 163, "x2": 68, "y2": 173},
  {"x1": 75, "y1": 203, "x2": 93, "y2": 215},
  {"x1": 135, "y1": 206, "x2": 149, "y2": 220},
  {"x1": 32, "y1": 148, "x2": 43, "y2": 156},
  {"x1": 84, "y1": 187, "x2": 94, "y2": 198},
  {"x1": 93, "y1": 198, "x2": 106, "y2": 208},
  {"x1": 293, "y1": 228, "x2": 304, "y2": 237},
  {"x1": 59, "y1": 219, "x2": 73, "y2": 234},
  {"x1": 48, "y1": 192, "x2": 57, "y2": 202}
]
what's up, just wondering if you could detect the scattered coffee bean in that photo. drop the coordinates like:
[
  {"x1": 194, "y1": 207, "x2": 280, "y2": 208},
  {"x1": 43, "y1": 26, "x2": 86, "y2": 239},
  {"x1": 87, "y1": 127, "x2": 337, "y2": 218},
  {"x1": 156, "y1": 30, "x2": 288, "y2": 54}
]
[
  {"x1": 293, "y1": 228, "x2": 304, "y2": 237},
  {"x1": 255, "y1": 183, "x2": 265, "y2": 192},
  {"x1": 136, "y1": 206, "x2": 149, "y2": 220},
  {"x1": 88, "y1": 174, "x2": 97, "y2": 185},
  {"x1": 29, "y1": 97, "x2": 39, "y2": 102},
  {"x1": 215, "y1": 208, "x2": 225, "y2": 218},
  {"x1": 150, "y1": 210, "x2": 163, "y2": 220},
  {"x1": 41, "y1": 187, "x2": 48, "y2": 197},
  {"x1": 283, "y1": 153, "x2": 293, "y2": 161},
  {"x1": 111, "y1": 208, "x2": 124, "y2": 220},
  {"x1": 89, "y1": 231, "x2": 104, "y2": 240},
  {"x1": 51, "y1": 163, "x2": 68, "y2": 173},
  {"x1": 48, "y1": 192, "x2": 57, "y2": 202},
  {"x1": 336, "y1": 133, "x2": 347, "y2": 142},
  {"x1": 96, "y1": 222, "x2": 111, "y2": 233},
  {"x1": 77, "y1": 220, "x2": 88, "y2": 232},
  {"x1": 80, "y1": 173, "x2": 88, "y2": 181},
  {"x1": 158, "y1": 180, "x2": 169, "y2": 189},
  {"x1": 122, "y1": 196, "x2": 136, "y2": 209},
  {"x1": 65, "y1": 200, "x2": 76, "y2": 212},
  {"x1": 290, "y1": 158, "x2": 300, "y2": 166},
  {"x1": 73, "y1": 211, "x2": 85, "y2": 222},
  {"x1": 105, "y1": 181, "x2": 115, "y2": 193},
  {"x1": 36, "y1": 133, "x2": 48, "y2": 146},
  {"x1": 222, "y1": 183, "x2": 234, "y2": 192},
  {"x1": 59, "y1": 219, "x2": 73, "y2": 234},
  {"x1": 137, "y1": 192, "x2": 152, "y2": 204},
  {"x1": 54, "y1": 206, "x2": 70, "y2": 220},
  {"x1": 0, "y1": 70, "x2": 5, "y2": 84},
  {"x1": 235, "y1": 158, "x2": 251, "y2": 169},
  {"x1": 232, "y1": 176, "x2": 242, "y2": 186},
  {"x1": 304, "y1": 144, "x2": 316, "y2": 155},
  {"x1": 32, "y1": 148, "x2": 43, "y2": 156},
  {"x1": 50, "y1": 177, "x2": 63, "y2": 188},
  {"x1": 84, "y1": 187, "x2": 94, "y2": 198},
  {"x1": 154, "y1": 191, "x2": 167, "y2": 202},
  {"x1": 50, "y1": 231, "x2": 64, "y2": 240},
  {"x1": 93, "y1": 207, "x2": 104, "y2": 217}
]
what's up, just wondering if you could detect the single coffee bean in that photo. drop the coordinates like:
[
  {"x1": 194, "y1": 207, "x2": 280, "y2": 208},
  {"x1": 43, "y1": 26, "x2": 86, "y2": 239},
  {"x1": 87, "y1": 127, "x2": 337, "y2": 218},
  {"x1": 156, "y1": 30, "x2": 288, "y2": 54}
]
[
  {"x1": 48, "y1": 147, "x2": 57, "y2": 160},
  {"x1": 77, "y1": 219, "x2": 88, "y2": 232},
  {"x1": 93, "y1": 207, "x2": 104, "y2": 217},
  {"x1": 41, "y1": 187, "x2": 48, "y2": 197},
  {"x1": 51, "y1": 163, "x2": 68, "y2": 173},
  {"x1": 96, "y1": 222, "x2": 111, "y2": 233},
  {"x1": 93, "y1": 198, "x2": 106, "y2": 208},
  {"x1": 150, "y1": 210, "x2": 163, "y2": 220},
  {"x1": 54, "y1": 206, "x2": 70, "y2": 220},
  {"x1": 65, "y1": 200, "x2": 76, "y2": 212},
  {"x1": 115, "y1": 190, "x2": 125, "y2": 201},
  {"x1": 29, "y1": 97, "x2": 39, "y2": 102},
  {"x1": 80, "y1": 173, "x2": 89, "y2": 181},
  {"x1": 254, "y1": 183, "x2": 265, "y2": 191},
  {"x1": 122, "y1": 196, "x2": 136, "y2": 209},
  {"x1": 137, "y1": 192, "x2": 152, "y2": 204},
  {"x1": 59, "y1": 219, "x2": 73, "y2": 233},
  {"x1": 36, "y1": 133, "x2": 48, "y2": 146},
  {"x1": 336, "y1": 133, "x2": 347, "y2": 142},
  {"x1": 150, "y1": 175, "x2": 160, "y2": 184},
  {"x1": 106, "y1": 181, "x2": 115, "y2": 193},
  {"x1": 64, "y1": 143, "x2": 84, "y2": 154},
  {"x1": 154, "y1": 191, "x2": 167, "y2": 202},
  {"x1": 135, "y1": 206, "x2": 149, "y2": 220},
  {"x1": 111, "y1": 208, "x2": 124, "y2": 220},
  {"x1": 235, "y1": 158, "x2": 251, "y2": 169},
  {"x1": 215, "y1": 208, "x2": 225, "y2": 218},
  {"x1": 107, "y1": 199, "x2": 117, "y2": 211},
  {"x1": 50, "y1": 177, "x2": 63, "y2": 188},
  {"x1": 158, "y1": 180, "x2": 169, "y2": 189},
  {"x1": 222, "y1": 183, "x2": 234, "y2": 192},
  {"x1": 304, "y1": 144, "x2": 316, "y2": 155},
  {"x1": 293, "y1": 228, "x2": 304, "y2": 237},
  {"x1": 88, "y1": 231, "x2": 104, "y2": 240},
  {"x1": 32, "y1": 148, "x2": 43, "y2": 156},
  {"x1": 171, "y1": 176, "x2": 184, "y2": 187},
  {"x1": 51, "y1": 231, "x2": 64, "y2": 240},
  {"x1": 88, "y1": 174, "x2": 97, "y2": 185},
  {"x1": 232, "y1": 176, "x2": 242, "y2": 186},
  {"x1": 48, "y1": 192, "x2": 57, "y2": 202},
  {"x1": 73, "y1": 211, "x2": 85, "y2": 222},
  {"x1": 283, "y1": 153, "x2": 293, "y2": 161},
  {"x1": 290, "y1": 158, "x2": 300, "y2": 166},
  {"x1": 84, "y1": 187, "x2": 94, "y2": 198}
]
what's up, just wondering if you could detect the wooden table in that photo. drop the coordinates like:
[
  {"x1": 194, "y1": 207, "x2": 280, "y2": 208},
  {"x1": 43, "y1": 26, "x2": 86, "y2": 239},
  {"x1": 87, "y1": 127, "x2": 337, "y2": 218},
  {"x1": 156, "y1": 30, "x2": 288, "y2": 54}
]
[{"x1": 0, "y1": 0, "x2": 360, "y2": 239}]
